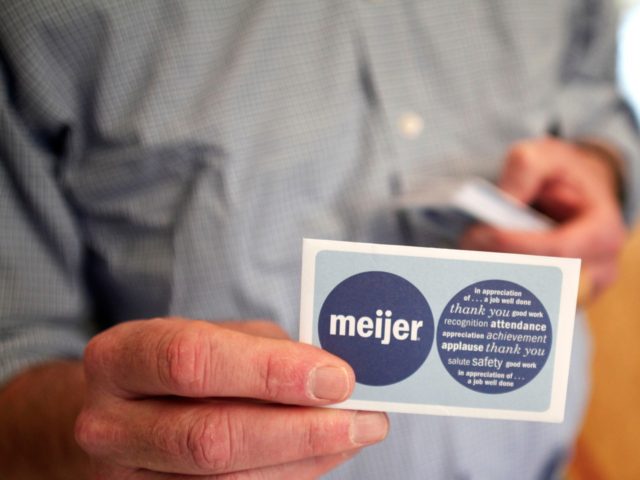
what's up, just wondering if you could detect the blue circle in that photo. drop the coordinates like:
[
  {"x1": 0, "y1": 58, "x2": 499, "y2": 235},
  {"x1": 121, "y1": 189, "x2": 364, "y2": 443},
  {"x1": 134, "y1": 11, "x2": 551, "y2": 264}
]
[
  {"x1": 318, "y1": 271, "x2": 434, "y2": 386},
  {"x1": 437, "y1": 279, "x2": 552, "y2": 393}
]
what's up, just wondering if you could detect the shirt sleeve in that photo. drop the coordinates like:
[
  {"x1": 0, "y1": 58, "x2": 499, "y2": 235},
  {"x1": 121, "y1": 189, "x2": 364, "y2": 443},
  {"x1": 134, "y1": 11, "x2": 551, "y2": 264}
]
[
  {"x1": 557, "y1": 0, "x2": 640, "y2": 221},
  {"x1": 0, "y1": 3, "x2": 96, "y2": 386}
]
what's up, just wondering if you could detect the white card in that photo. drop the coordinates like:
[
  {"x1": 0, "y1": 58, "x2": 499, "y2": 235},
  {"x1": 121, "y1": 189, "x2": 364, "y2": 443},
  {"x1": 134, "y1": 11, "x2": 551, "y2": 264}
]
[
  {"x1": 395, "y1": 177, "x2": 554, "y2": 239},
  {"x1": 299, "y1": 239, "x2": 580, "y2": 422}
]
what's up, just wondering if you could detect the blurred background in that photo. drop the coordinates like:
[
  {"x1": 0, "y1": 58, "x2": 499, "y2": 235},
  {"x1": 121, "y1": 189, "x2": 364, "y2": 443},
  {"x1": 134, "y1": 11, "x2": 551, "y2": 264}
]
[
  {"x1": 568, "y1": 1, "x2": 640, "y2": 478},
  {"x1": 619, "y1": 0, "x2": 640, "y2": 121}
]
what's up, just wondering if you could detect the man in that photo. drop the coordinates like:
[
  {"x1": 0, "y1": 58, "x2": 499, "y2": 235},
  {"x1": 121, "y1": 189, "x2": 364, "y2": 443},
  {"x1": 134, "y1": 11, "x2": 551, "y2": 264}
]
[{"x1": 0, "y1": 1, "x2": 637, "y2": 478}]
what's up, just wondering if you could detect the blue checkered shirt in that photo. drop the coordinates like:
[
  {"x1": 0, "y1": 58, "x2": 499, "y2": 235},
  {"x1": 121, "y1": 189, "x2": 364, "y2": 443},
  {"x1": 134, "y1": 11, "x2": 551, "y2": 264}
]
[{"x1": 1, "y1": 1, "x2": 639, "y2": 478}]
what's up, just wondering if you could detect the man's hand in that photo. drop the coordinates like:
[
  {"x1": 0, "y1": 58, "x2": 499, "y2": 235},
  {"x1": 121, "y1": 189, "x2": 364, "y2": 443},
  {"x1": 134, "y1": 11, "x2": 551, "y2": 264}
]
[
  {"x1": 75, "y1": 318, "x2": 388, "y2": 479},
  {"x1": 461, "y1": 137, "x2": 627, "y2": 301}
]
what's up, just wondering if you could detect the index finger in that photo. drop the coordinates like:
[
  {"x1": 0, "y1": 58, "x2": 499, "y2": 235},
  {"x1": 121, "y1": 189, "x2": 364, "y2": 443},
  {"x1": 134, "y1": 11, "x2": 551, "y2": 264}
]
[{"x1": 83, "y1": 318, "x2": 355, "y2": 406}]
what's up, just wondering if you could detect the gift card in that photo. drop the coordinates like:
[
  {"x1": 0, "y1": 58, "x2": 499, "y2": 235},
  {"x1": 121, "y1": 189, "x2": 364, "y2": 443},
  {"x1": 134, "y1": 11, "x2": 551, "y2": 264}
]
[{"x1": 299, "y1": 239, "x2": 580, "y2": 422}]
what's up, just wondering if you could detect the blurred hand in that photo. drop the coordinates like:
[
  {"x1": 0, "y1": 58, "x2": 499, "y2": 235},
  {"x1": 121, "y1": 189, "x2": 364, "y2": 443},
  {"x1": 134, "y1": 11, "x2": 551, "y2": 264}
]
[
  {"x1": 461, "y1": 137, "x2": 627, "y2": 302},
  {"x1": 75, "y1": 318, "x2": 388, "y2": 479}
]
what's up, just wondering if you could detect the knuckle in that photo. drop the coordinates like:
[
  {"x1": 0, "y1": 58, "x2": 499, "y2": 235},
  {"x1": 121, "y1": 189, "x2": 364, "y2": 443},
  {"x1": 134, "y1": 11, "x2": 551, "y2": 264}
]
[
  {"x1": 83, "y1": 333, "x2": 112, "y2": 380},
  {"x1": 74, "y1": 409, "x2": 96, "y2": 453},
  {"x1": 259, "y1": 354, "x2": 282, "y2": 401},
  {"x1": 159, "y1": 323, "x2": 211, "y2": 395},
  {"x1": 257, "y1": 352, "x2": 305, "y2": 401},
  {"x1": 74, "y1": 408, "x2": 112, "y2": 457},
  {"x1": 183, "y1": 409, "x2": 235, "y2": 473},
  {"x1": 300, "y1": 419, "x2": 326, "y2": 457}
]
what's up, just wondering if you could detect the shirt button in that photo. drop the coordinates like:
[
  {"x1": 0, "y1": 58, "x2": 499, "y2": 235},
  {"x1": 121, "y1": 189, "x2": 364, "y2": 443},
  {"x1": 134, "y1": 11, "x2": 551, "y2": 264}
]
[{"x1": 398, "y1": 112, "x2": 424, "y2": 139}]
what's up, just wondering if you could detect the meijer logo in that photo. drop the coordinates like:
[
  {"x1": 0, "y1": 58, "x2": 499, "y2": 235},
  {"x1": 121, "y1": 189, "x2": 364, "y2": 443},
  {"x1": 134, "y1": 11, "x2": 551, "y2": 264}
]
[
  {"x1": 329, "y1": 309, "x2": 424, "y2": 345},
  {"x1": 319, "y1": 271, "x2": 434, "y2": 386}
]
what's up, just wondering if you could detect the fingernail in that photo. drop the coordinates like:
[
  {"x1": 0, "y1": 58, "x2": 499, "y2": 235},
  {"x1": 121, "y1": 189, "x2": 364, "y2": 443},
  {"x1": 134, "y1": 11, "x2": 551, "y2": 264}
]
[
  {"x1": 309, "y1": 366, "x2": 350, "y2": 401},
  {"x1": 350, "y1": 411, "x2": 389, "y2": 445}
]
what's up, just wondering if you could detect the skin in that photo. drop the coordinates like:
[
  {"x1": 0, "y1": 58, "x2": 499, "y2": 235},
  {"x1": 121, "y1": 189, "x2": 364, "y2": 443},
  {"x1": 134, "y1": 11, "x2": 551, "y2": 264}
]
[
  {"x1": 461, "y1": 137, "x2": 627, "y2": 301},
  {"x1": 0, "y1": 319, "x2": 388, "y2": 479},
  {"x1": 0, "y1": 360, "x2": 91, "y2": 480},
  {"x1": 0, "y1": 137, "x2": 625, "y2": 479}
]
